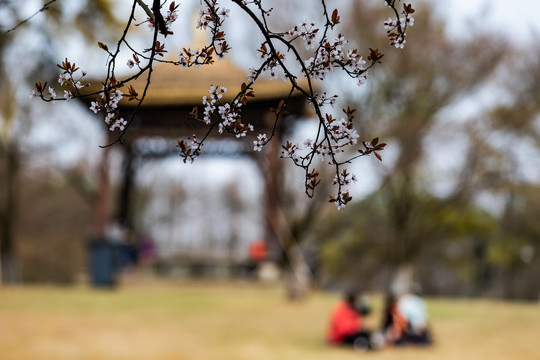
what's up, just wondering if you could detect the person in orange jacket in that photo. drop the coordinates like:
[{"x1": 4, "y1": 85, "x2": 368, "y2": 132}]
[
  {"x1": 381, "y1": 290, "x2": 433, "y2": 347},
  {"x1": 381, "y1": 293, "x2": 409, "y2": 345},
  {"x1": 326, "y1": 290, "x2": 374, "y2": 351}
]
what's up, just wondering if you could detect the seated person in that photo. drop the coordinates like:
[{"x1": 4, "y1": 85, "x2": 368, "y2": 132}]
[
  {"x1": 326, "y1": 290, "x2": 375, "y2": 351},
  {"x1": 381, "y1": 293, "x2": 408, "y2": 345},
  {"x1": 382, "y1": 289, "x2": 432, "y2": 346}
]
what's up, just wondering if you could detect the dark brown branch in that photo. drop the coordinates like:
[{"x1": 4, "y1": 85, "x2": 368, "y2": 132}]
[{"x1": 152, "y1": 0, "x2": 170, "y2": 36}]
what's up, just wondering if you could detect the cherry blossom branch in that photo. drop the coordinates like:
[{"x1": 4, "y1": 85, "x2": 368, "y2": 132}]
[
  {"x1": 106, "y1": 15, "x2": 162, "y2": 146},
  {"x1": 33, "y1": 0, "x2": 414, "y2": 209},
  {"x1": 232, "y1": 1, "x2": 392, "y2": 204}
]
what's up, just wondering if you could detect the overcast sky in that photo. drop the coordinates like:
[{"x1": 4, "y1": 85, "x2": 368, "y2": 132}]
[{"x1": 446, "y1": 0, "x2": 540, "y2": 42}]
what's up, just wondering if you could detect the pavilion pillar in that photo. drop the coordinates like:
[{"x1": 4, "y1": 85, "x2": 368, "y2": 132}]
[
  {"x1": 260, "y1": 112, "x2": 284, "y2": 264},
  {"x1": 117, "y1": 145, "x2": 135, "y2": 231},
  {"x1": 93, "y1": 147, "x2": 111, "y2": 240}
]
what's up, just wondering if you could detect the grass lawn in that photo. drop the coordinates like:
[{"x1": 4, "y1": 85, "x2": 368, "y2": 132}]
[{"x1": 0, "y1": 281, "x2": 539, "y2": 360}]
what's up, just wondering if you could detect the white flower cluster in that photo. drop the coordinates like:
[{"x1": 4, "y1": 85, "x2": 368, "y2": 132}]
[
  {"x1": 332, "y1": 170, "x2": 357, "y2": 187},
  {"x1": 303, "y1": 56, "x2": 328, "y2": 81},
  {"x1": 383, "y1": 13, "x2": 414, "y2": 48},
  {"x1": 147, "y1": 1, "x2": 179, "y2": 34},
  {"x1": 175, "y1": 1, "x2": 231, "y2": 68},
  {"x1": 47, "y1": 87, "x2": 56, "y2": 103},
  {"x1": 278, "y1": 110, "x2": 360, "y2": 209},
  {"x1": 165, "y1": 5, "x2": 179, "y2": 24},
  {"x1": 126, "y1": 53, "x2": 140, "y2": 70},
  {"x1": 177, "y1": 134, "x2": 203, "y2": 164},
  {"x1": 177, "y1": 47, "x2": 213, "y2": 69},
  {"x1": 58, "y1": 72, "x2": 85, "y2": 91},
  {"x1": 313, "y1": 92, "x2": 339, "y2": 108},
  {"x1": 106, "y1": 112, "x2": 128, "y2": 131},
  {"x1": 280, "y1": 141, "x2": 303, "y2": 164},
  {"x1": 280, "y1": 115, "x2": 357, "y2": 165},
  {"x1": 31, "y1": 59, "x2": 88, "y2": 103},
  {"x1": 197, "y1": 1, "x2": 230, "y2": 30},
  {"x1": 90, "y1": 88, "x2": 127, "y2": 131},
  {"x1": 347, "y1": 50, "x2": 368, "y2": 85},
  {"x1": 257, "y1": 44, "x2": 287, "y2": 81},
  {"x1": 324, "y1": 115, "x2": 360, "y2": 152},
  {"x1": 176, "y1": 52, "x2": 189, "y2": 68},
  {"x1": 288, "y1": 22, "x2": 319, "y2": 49},
  {"x1": 253, "y1": 133, "x2": 267, "y2": 151},
  {"x1": 64, "y1": 90, "x2": 73, "y2": 101},
  {"x1": 90, "y1": 89, "x2": 122, "y2": 113},
  {"x1": 304, "y1": 35, "x2": 367, "y2": 85},
  {"x1": 247, "y1": 67, "x2": 258, "y2": 83},
  {"x1": 202, "y1": 85, "x2": 226, "y2": 124},
  {"x1": 202, "y1": 86, "x2": 253, "y2": 138},
  {"x1": 332, "y1": 192, "x2": 352, "y2": 210},
  {"x1": 331, "y1": 169, "x2": 357, "y2": 210}
]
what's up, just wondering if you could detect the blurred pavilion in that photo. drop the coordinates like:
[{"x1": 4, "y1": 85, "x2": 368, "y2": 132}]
[{"x1": 87, "y1": 48, "x2": 309, "y2": 272}]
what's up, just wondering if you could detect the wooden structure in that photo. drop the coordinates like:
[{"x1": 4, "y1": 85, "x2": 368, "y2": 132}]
[{"x1": 91, "y1": 56, "x2": 308, "y2": 262}]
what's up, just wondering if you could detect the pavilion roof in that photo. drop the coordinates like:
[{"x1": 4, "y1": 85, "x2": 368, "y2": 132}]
[
  {"x1": 119, "y1": 55, "x2": 310, "y2": 107},
  {"x1": 81, "y1": 47, "x2": 313, "y2": 144}
]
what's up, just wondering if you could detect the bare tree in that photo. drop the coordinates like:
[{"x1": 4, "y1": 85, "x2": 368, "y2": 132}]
[{"x1": 314, "y1": 2, "x2": 512, "y2": 293}]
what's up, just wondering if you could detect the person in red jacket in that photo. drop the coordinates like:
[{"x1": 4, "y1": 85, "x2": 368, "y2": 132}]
[{"x1": 326, "y1": 290, "x2": 374, "y2": 351}]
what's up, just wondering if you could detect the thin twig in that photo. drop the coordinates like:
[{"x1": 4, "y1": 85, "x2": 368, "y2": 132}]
[{"x1": 6, "y1": 0, "x2": 57, "y2": 33}]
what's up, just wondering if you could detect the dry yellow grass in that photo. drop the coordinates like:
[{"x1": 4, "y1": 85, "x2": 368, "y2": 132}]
[{"x1": 0, "y1": 282, "x2": 539, "y2": 360}]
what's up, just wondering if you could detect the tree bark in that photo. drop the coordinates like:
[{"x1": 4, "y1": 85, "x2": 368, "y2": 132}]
[
  {"x1": 93, "y1": 148, "x2": 111, "y2": 240},
  {"x1": 0, "y1": 141, "x2": 20, "y2": 284},
  {"x1": 260, "y1": 112, "x2": 284, "y2": 264},
  {"x1": 117, "y1": 145, "x2": 135, "y2": 230}
]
